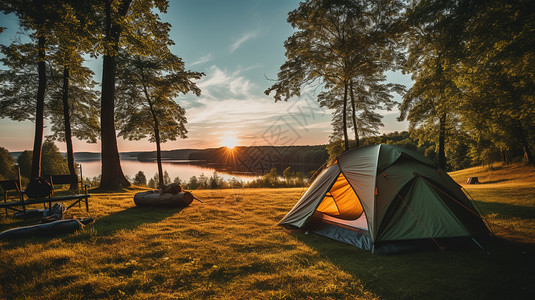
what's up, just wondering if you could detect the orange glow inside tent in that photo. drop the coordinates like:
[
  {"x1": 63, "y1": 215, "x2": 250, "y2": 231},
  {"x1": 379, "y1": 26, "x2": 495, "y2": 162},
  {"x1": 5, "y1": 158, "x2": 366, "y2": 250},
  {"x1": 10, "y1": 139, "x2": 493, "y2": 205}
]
[{"x1": 316, "y1": 172, "x2": 363, "y2": 220}]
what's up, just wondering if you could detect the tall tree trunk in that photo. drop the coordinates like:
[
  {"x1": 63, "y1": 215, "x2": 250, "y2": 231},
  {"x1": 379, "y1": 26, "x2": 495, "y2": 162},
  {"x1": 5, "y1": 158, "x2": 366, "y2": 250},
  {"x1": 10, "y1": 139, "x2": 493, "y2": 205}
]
[
  {"x1": 139, "y1": 66, "x2": 164, "y2": 188},
  {"x1": 61, "y1": 66, "x2": 77, "y2": 190},
  {"x1": 342, "y1": 82, "x2": 349, "y2": 151},
  {"x1": 153, "y1": 120, "x2": 163, "y2": 187},
  {"x1": 349, "y1": 80, "x2": 359, "y2": 147},
  {"x1": 31, "y1": 35, "x2": 47, "y2": 179},
  {"x1": 437, "y1": 113, "x2": 447, "y2": 169},
  {"x1": 99, "y1": 0, "x2": 130, "y2": 189},
  {"x1": 516, "y1": 124, "x2": 534, "y2": 165}
]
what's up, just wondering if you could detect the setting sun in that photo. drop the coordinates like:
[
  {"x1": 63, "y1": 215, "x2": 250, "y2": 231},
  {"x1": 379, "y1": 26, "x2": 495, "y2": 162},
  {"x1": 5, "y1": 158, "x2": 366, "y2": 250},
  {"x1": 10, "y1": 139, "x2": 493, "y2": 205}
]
[{"x1": 220, "y1": 135, "x2": 240, "y2": 149}]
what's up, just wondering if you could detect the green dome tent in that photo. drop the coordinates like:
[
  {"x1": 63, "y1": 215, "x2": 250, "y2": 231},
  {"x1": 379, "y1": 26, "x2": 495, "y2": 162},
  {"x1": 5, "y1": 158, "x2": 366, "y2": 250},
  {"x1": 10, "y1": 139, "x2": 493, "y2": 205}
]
[{"x1": 280, "y1": 144, "x2": 490, "y2": 253}]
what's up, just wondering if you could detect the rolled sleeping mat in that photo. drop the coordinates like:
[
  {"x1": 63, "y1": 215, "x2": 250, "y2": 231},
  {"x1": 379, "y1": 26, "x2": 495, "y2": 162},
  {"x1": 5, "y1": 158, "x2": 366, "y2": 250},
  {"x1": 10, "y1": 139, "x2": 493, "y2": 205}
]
[
  {"x1": 0, "y1": 219, "x2": 90, "y2": 240},
  {"x1": 134, "y1": 191, "x2": 194, "y2": 207}
]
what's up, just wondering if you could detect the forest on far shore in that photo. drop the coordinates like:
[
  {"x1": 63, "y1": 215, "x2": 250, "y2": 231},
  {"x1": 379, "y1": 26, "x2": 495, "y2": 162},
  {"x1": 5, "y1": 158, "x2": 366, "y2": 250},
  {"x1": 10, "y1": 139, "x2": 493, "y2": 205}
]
[{"x1": 0, "y1": 128, "x2": 529, "y2": 187}]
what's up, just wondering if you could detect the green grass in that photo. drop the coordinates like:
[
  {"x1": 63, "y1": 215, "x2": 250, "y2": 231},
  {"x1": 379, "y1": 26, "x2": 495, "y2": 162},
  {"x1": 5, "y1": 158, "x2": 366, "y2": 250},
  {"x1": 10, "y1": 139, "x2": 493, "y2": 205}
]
[{"x1": 0, "y1": 164, "x2": 534, "y2": 299}]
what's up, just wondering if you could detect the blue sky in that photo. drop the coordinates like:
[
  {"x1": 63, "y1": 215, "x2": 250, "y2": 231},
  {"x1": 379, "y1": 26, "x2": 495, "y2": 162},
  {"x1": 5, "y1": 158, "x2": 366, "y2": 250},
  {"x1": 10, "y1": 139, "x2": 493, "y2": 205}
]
[{"x1": 0, "y1": 0, "x2": 410, "y2": 152}]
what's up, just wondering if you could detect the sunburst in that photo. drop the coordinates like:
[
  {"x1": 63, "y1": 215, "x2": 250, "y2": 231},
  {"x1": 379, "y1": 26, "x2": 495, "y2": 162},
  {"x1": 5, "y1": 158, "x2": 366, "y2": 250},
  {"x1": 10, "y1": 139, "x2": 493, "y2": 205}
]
[{"x1": 220, "y1": 135, "x2": 239, "y2": 149}]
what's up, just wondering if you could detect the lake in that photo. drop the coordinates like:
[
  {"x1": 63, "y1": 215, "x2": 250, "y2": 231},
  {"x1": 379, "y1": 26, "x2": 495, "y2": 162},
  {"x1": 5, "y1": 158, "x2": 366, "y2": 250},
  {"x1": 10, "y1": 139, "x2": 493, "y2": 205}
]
[{"x1": 77, "y1": 159, "x2": 261, "y2": 183}]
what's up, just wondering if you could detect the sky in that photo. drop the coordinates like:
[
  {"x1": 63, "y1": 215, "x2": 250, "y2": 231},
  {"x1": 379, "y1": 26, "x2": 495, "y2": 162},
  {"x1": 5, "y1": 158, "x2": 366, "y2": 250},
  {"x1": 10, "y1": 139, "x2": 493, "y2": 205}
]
[{"x1": 0, "y1": 0, "x2": 411, "y2": 152}]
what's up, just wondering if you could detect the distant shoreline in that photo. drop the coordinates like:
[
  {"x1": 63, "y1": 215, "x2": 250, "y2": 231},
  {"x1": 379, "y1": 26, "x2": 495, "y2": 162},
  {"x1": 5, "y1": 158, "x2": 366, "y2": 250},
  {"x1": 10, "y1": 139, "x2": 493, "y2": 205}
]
[{"x1": 9, "y1": 145, "x2": 328, "y2": 176}]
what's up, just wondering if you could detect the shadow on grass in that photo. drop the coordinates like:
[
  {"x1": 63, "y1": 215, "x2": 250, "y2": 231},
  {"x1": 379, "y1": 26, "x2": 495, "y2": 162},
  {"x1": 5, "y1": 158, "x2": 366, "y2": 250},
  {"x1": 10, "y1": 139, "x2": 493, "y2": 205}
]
[
  {"x1": 475, "y1": 200, "x2": 535, "y2": 219},
  {"x1": 89, "y1": 186, "x2": 133, "y2": 194},
  {"x1": 293, "y1": 232, "x2": 535, "y2": 299},
  {"x1": 93, "y1": 206, "x2": 185, "y2": 236},
  {"x1": 0, "y1": 215, "x2": 43, "y2": 232},
  {"x1": 481, "y1": 179, "x2": 511, "y2": 184},
  {"x1": 0, "y1": 206, "x2": 186, "y2": 248}
]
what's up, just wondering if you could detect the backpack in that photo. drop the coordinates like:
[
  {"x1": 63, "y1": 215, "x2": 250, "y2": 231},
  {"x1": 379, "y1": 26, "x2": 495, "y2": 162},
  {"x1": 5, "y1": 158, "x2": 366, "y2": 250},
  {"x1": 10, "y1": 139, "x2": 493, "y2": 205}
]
[{"x1": 25, "y1": 177, "x2": 52, "y2": 199}]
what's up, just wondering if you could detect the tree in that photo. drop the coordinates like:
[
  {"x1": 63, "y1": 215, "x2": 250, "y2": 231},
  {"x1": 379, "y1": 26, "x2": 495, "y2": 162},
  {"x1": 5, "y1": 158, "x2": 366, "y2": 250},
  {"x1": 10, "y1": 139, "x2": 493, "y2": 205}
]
[
  {"x1": 209, "y1": 171, "x2": 221, "y2": 189},
  {"x1": 402, "y1": 0, "x2": 535, "y2": 166},
  {"x1": 0, "y1": 1, "x2": 98, "y2": 180},
  {"x1": 133, "y1": 171, "x2": 146, "y2": 186},
  {"x1": 46, "y1": 61, "x2": 100, "y2": 186},
  {"x1": 453, "y1": 0, "x2": 535, "y2": 164},
  {"x1": 325, "y1": 139, "x2": 358, "y2": 164},
  {"x1": 147, "y1": 177, "x2": 156, "y2": 188},
  {"x1": 163, "y1": 170, "x2": 171, "y2": 185},
  {"x1": 116, "y1": 52, "x2": 203, "y2": 187},
  {"x1": 0, "y1": 0, "x2": 62, "y2": 178},
  {"x1": 266, "y1": 0, "x2": 404, "y2": 151},
  {"x1": 41, "y1": 140, "x2": 69, "y2": 175},
  {"x1": 0, "y1": 43, "x2": 38, "y2": 124},
  {"x1": 0, "y1": 38, "x2": 46, "y2": 179},
  {"x1": 319, "y1": 77, "x2": 401, "y2": 146},
  {"x1": 97, "y1": 0, "x2": 132, "y2": 189},
  {"x1": 14, "y1": 143, "x2": 69, "y2": 178},
  {"x1": 96, "y1": 0, "x2": 178, "y2": 189},
  {"x1": 187, "y1": 176, "x2": 199, "y2": 190},
  {"x1": 398, "y1": 0, "x2": 466, "y2": 169},
  {"x1": 17, "y1": 150, "x2": 33, "y2": 179},
  {"x1": 45, "y1": 1, "x2": 100, "y2": 188},
  {"x1": 198, "y1": 173, "x2": 208, "y2": 189},
  {"x1": 283, "y1": 166, "x2": 294, "y2": 184},
  {"x1": 0, "y1": 147, "x2": 16, "y2": 180}
]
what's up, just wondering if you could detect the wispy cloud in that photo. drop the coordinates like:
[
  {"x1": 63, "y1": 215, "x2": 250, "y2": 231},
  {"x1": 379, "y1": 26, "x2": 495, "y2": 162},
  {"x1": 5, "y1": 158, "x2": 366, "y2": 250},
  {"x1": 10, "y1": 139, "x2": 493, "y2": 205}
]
[
  {"x1": 197, "y1": 66, "x2": 231, "y2": 90},
  {"x1": 187, "y1": 98, "x2": 283, "y2": 125},
  {"x1": 229, "y1": 31, "x2": 258, "y2": 53},
  {"x1": 196, "y1": 65, "x2": 256, "y2": 99},
  {"x1": 189, "y1": 53, "x2": 214, "y2": 66}
]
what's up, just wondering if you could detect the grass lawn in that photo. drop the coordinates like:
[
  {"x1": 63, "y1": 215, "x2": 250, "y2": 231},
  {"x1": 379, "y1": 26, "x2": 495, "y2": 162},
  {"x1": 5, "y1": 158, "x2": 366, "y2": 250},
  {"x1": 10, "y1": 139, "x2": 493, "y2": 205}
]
[{"x1": 1, "y1": 164, "x2": 534, "y2": 299}]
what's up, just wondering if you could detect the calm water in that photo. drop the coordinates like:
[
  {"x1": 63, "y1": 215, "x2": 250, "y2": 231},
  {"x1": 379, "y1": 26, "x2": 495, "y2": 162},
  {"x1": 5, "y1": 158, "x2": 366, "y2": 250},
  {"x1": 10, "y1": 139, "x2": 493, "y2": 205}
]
[{"x1": 78, "y1": 159, "x2": 260, "y2": 182}]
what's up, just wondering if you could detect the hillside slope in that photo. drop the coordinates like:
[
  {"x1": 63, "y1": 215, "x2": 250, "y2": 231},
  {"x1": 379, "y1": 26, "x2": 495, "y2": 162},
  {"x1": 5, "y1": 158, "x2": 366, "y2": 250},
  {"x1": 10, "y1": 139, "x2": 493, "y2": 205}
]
[{"x1": 449, "y1": 162, "x2": 535, "y2": 187}]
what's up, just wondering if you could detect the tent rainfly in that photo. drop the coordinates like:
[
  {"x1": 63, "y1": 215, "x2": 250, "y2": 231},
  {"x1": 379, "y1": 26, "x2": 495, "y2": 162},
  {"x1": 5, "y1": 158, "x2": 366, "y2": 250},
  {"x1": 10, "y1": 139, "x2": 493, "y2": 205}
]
[{"x1": 280, "y1": 144, "x2": 490, "y2": 253}]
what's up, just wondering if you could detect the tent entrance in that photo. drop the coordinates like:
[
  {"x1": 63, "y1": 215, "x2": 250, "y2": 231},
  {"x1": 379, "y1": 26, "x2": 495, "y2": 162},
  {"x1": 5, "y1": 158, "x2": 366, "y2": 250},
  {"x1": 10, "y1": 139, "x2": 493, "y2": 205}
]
[
  {"x1": 316, "y1": 172, "x2": 365, "y2": 221},
  {"x1": 315, "y1": 211, "x2": 369, "y2": 231}
]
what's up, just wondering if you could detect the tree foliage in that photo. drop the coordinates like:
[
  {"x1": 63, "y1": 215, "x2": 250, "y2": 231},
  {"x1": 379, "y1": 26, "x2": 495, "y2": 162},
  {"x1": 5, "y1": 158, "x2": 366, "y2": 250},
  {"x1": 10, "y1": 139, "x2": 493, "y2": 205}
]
[
  {"x1": 0, "y1": 0, "x2": 63, "y2": 178},
  {"x1": 133, "y1": 170, "x2": 147, "y2": 186},
  {"x1": 455, "y1": 0, "x2": 535, "y2": 164},
  {"x1": 0, "y1": 43, "x2": 39, "y2": 122},
  {"x1": 96, "y1": 0, "x2": 184, "y2": 189},
  {"x1": 0, "y1": 147, "x2": 16, "y2": 180},
  {"x1": 401, "y1": 0, "x2": 535, "y2": 166},
  {"x1": 13, "y1": 142, "x2": 69, "y2": 178},
  {"x1": 45, "y1": 1, "x2": 100, "y2": 145},
  {"x1": 116, "y1": 53, "x2": 203, "y2": 143},
  {"x1": 266, "y1": 0, "x2": 404, "y2": 151},
  {"x1": 0, "y1": 1, "x2": 101, "y2": 180},
  {"x1": 16, "y1": 151, "x2": 33, "y2": 179},
  {"x1": 41, "y1": 140, "x2": 69, "y2": 175},
  {"x1": 319, "y1": 77, "x2": 402, "y2": 144},
  {"x1": 398, "y1": 0, "x2": 467, "y2": 169},
  {"x1": 115, "y1": 51, "x2": 203, "y2": 187}
]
